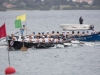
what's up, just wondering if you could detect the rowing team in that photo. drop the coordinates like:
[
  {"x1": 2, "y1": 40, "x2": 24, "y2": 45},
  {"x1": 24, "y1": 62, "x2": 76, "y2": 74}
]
[
  {"x1": 7, "y1": 31, "x2": 72, "y2": 43},
  {"x1": 7, "y1": 30, "x2": 99, "y2": 43}
]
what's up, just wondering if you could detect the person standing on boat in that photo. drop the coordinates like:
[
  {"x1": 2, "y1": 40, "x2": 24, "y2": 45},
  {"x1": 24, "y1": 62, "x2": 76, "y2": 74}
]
[
  {"x1": 20, "y1": 25, "x2": 26, "y2": 36},
  {"x1": 79, "y1": 16, "x2": 83, "y2": 24}
]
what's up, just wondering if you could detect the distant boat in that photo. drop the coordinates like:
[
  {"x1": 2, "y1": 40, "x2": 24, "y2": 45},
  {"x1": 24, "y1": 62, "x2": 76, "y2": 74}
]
[
  {"x1": 60, "y1": 24, "x2": 94, "y2": 31},
  {"x1": 60, "y1": 24, "x2": 100, "y2": 41}
]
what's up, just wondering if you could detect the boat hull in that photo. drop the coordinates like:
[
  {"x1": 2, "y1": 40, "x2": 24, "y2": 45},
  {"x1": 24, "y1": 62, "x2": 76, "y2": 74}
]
[
  {"x1": 8, "y1": 40, "x2": 56, "y2": 50},
  {"x1": 72, "y1": 32, "x2": 100, "y2": 41}
]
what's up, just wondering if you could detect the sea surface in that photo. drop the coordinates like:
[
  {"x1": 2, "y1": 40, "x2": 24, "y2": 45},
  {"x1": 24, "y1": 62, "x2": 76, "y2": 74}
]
[{"x1": 0, "y1": 10, "x2": 100, "y2": 75}]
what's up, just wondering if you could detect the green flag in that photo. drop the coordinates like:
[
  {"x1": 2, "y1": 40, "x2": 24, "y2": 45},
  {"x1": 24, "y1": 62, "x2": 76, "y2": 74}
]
[{"x1": 14, "y1": 19, "x2": 22, "y2": 28}]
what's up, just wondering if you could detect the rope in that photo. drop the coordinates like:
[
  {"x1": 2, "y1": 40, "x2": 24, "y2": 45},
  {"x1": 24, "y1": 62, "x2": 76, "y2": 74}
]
[{"x1": 7, "y1": 49, "x2": 11, "y2": 66}]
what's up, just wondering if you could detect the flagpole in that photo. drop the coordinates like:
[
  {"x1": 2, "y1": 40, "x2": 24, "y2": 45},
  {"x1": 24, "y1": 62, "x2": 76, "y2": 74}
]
[
  {"x1": 1, "y1": 23, "x2": 11, "y2": 66},
  {"x1": 7, "y1": 47, "x2": 11, "y2": 66},
  {"x1": 4, "y1": 23, "x2": 16, "y2": 74},
  {"x1": 16, "y1": 14, "x2": 27, "y2": 36},
  {"x1": 5, "y1": 24, "x2": 11, "y2": 66},
  {"x1": 25, "y1": 21, "x2": 27, "y2": 36}
]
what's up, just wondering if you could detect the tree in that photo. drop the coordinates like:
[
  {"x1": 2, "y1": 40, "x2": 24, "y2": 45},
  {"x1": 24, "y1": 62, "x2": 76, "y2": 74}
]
[
  {"x1": 92, "y1": 0, "x2": 100, "y2": 6},
  {"x1": 16, "y1": 2, "x2": 26, "y2": 8},
  {"x1": 0, "y1": 0, "x2": 8, "y2": 4}
]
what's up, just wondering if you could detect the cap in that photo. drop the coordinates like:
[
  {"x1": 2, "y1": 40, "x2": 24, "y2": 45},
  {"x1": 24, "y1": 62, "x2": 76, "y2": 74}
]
[
  {"x1": 62, "y1": 31, "x2": 65, "y2": 33},
  {"x1": 33, "y1": 32, "x2": 35, "y2": 34},
  {"x1": 47, "y1": 31, "x2": 49, "y2": 34},
  {"x1": 42, "y1": 32, "x2": 44, "y2": 34}
]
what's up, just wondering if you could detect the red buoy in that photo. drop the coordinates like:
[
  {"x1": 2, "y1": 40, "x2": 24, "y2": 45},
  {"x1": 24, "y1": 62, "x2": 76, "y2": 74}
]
[{"x1": 5, "y1": 66, "x2": 16, "y2": 74}]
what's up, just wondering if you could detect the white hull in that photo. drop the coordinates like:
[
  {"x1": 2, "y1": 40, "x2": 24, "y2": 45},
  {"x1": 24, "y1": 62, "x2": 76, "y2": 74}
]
[{"x1": 60, "y1": 24, "x2": 92, "y2": 30}]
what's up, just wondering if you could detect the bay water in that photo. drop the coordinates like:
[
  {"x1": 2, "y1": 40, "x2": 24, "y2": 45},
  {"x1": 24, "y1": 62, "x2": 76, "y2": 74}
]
[{"x1": 0, "y1": 10, "x2": 100, "y2": 75}]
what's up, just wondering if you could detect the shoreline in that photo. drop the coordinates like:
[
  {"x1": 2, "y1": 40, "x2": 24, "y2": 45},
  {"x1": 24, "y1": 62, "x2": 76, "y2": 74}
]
[
  {"x1": 0, "y1": 9, "x2": 100, "y2": 12},
  {"x1": 0, "y1": 9, "x2": 99, "y2": 12}
]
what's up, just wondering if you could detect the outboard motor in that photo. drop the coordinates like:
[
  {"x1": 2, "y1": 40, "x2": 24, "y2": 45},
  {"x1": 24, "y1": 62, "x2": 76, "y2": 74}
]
[{"x1": 90, "y1": 25, "x2": 94, "y2": 30}]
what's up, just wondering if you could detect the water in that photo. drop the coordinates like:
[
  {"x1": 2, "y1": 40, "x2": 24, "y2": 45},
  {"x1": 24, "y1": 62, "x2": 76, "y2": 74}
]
[{"x1": 0, "y1": 10, "x2": 100, "y2": 75}]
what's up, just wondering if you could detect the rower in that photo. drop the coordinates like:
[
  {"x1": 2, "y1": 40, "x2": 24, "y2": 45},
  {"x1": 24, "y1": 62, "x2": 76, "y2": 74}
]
[
  {"x1": 28, "y1": 35, "x2": 33, "y2": 42},
  {"x1": 55, "y1": 31, "x2": 61, "y2": 38},
  {"x1": 39, "y1": 37, "x2": 43, "y2": 43},
  {"x1": 46, "y1": 31, "x2": 51, "y2": 38},
  {"x1": 42, "y1": 36, "x2": 45, "y2": 43},
  {"x1": 38, "y1": 36, "x2": 45, "y2": 43},
  {"x1": 86, "y1": 31, "x2": 89, "y2": 35},
  {"x1": 76, "y1": 31, "x2": 81, "y2": 36},
  {"x1": 70, "y1": 31, "x2": 75, "y2": 38},
  {"x1": 51, "y1": 31, "x2": 55, "y2": 38},
  {"x1": 11, "y1": 34, "x2": 17, "y2": 41},
  {"x1": 37, "y1": 32, "x2": 41, "y2": 38},
  {"x1": 54, "y1": 38, "x2": 59, "y2": 43},
  {"x1": 44, "y1": 35, "x2": 51, "y2": 43},
  {"x1": 66, "y1": 31, "x2": 70, "y2": 38},
  {"x1": 32, "y1": 32, "x2": 36, "y2": 39},
  {"x1": 61, "y1": 31, "x2": 66, "y2": 39},
  {"x1": 91, "y1": 30, "x2": 95, "y2": 35},
  {"x1": 41, "y1": 32, "x2": 46, "y2": 38},
  {"x1": 81, "y1": 31, "x2": 85, "y2": 36},
  {"x1": 33, "y1": 36, "x2": 39, "y2": 43}
]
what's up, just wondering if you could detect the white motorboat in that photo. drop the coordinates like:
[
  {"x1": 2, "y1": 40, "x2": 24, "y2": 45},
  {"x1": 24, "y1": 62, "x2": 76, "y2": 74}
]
[{"x1": 60, "y1": 24, "x2": 94, "y2": 31}]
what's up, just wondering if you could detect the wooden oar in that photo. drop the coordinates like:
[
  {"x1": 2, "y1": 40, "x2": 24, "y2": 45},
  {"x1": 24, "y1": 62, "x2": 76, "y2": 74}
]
[
  {"x1": 15, "y1": 31, "x2": 20, "y2": 34},
  {"x1": 20, "y1": 40, "x2": 27, "y2": 51}
]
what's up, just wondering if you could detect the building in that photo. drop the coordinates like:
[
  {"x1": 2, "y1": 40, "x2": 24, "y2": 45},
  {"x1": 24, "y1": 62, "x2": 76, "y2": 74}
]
[
  {"x1": 73, "y1": 0, "x2": 93, "y2": 4},
  {"x1": 3, "y1": 2, "x2": 14, "y2": 8}
]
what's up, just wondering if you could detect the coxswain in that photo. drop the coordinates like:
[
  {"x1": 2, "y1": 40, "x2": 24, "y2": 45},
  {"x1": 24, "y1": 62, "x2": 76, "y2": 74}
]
[
  {"x1": 11, "y1": 34, "x2": 17, "y2": 41},
  {"x1": 20, "y1": 25, "x2": 26, "y2": 36}
]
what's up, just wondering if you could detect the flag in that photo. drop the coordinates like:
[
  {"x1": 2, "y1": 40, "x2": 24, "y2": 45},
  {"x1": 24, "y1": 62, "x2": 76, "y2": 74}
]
[
  {"x1": 0, "y1": 23, "x2": 7, "y2": 38},
  {"x1": 15, "y1": 19, "x2": 22, "y2": 28},
  {"x1": 16, "y1": 14, "x2": 26, "y2": 21}
]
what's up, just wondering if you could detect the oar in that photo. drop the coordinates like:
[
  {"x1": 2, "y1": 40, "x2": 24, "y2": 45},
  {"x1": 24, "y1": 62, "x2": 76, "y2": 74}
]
[
  {"x1": 15, "y1": 31, "x2": 20, "y2": 34},
  {"x1": 0, "y1": 37, "x2": 6, "y2": 42},
  {"x1": 20, "y1": 38, "x2": 27, "y2": 51}
]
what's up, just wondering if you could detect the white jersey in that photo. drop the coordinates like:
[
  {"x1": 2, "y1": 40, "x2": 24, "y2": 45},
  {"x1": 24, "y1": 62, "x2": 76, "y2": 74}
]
[
  {"x1": 54, "y1": 39, "x2": 58, "y2": 43},
  {"x1": 45, "y1": 38, "x2": 49, "y2": 43},
  {"x1": 50, "y1": 38, "x2": 54, "y2": 42},
  {"x1": 14, "y1": 37, "x2": 17, "y2": 41},
  {"x1": 24, "y1": 38, "x2": 29, "y2": 42},
  {"x1": 59, "y1": 38, "x2": 63, "y2": 42},
  {"x1": 18, "y1": 36, "x2": 22, "y2": 41},
  {"x1": 33, "y1": 39, "x2": 37, "y2": 43},
  {"x1": 39, "y1": 38, "x2": 43, "y2": 42}
]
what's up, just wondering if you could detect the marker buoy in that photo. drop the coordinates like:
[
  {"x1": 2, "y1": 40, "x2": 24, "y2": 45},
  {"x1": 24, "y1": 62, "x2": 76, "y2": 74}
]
[{"x1": 5, "y1": 66, "x2": 16, "y2": 74}]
